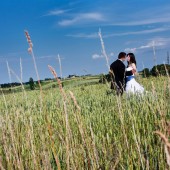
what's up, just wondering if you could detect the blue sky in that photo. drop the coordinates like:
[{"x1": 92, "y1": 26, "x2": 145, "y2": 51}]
[{"x1": 0, "y1": 0, "x2": 170, "y2": 84}]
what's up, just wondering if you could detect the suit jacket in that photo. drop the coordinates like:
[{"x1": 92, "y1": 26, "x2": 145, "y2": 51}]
[
  {"x1": 110, "y1": 59, "x2": 125, "y2": 89},
  {"x1": 110, "y1": 60, "x2": 133, "y2": 89}
]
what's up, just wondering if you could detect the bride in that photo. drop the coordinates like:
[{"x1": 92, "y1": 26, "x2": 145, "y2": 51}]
[{"x1": 125, "y1": 53, "x2": 144, "y2": 94}]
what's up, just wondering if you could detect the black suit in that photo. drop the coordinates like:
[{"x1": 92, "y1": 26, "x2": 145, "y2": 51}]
[{"x1": 110, "y1": 59, "x2": 133, "y2": 95}]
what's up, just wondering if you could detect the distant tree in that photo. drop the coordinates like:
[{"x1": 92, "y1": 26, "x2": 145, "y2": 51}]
[
  {"x1": 142, "y1": 68, "x2": 150, "y2": 77},
  {"x1": 24, "y1": 82, "x2": 30, "y2": 85},
  {"x1": 35, "y1": 80, "x2": 43, "y2": 84},
  {"x1": 99, "y1": 74, "x2": 111, "y2": 83},
  {"x1": 151, "y1": 64, "x2": 170, "y2": 76},
  {"x1": 68, "y1": 75, "x2": 76, "y2": 78},
  {"x1": 29, "y1": 77, "x2": 35, "y2": 90},
  {"x1": 1, "y1": 83, "x2": 11, "y2": 88},
  {"x1": 44, "y1": 78, "x2": 52, "y2": 81}
]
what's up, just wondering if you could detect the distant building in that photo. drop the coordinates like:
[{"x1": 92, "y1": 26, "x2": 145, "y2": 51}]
[{"x1": 68, "y1": 75, "x2": 77, "y2": 78}]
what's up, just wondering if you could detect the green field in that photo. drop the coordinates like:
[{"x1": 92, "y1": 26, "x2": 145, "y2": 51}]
[{"x1": 0, "y1": 76, "x2": 170, "y2": 169}]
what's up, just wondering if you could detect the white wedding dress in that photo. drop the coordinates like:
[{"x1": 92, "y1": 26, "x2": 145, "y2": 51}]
[{"x1": 125, "y1": 66, "x2": 144, "y2": 94}]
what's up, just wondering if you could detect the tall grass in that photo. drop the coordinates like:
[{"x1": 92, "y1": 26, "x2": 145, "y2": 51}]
[{"x1": 0, "y1": 75, "x2": 170, "y2": 169}]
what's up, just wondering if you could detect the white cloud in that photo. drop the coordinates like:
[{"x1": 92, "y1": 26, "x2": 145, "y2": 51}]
[
  {"x1": 139, "y1": 39, "x2": 168, "y2": 49},
  {"x1": 38, "y1": 55, "x2": 56, "y2": 59},
  {"x1": 59, "y1": 12, "x2": 105, "y2": 26},
  {"x1": 59, "y1": 18, "x2": 78, "y2": 26},
  {"x1": 38, "y1": 55, "x2": 65, "y2": 60},
  {"x1": 67, "y1": 33, "x2": 98, "y2": 39},
  {"x1": 124, "y1": 48, "x2": 137, "y2": 53},
  {"x1": 45, "y1": 9, "x2": 70, "y2": 16},
  {"x1": 125, "y1": 38, "x2": 170, "y2": 53},
  {"x1": 83, "y1": 13, "x2": 104, "y2": 20},
  {"x1": 46, "y1": 5, "x2": 170, "y2": 28},
  {"x1": 66, "y1": 27, "x2": 170, "y2": 39},
  {"x1": 109, "y1": 6, "x2": 170, "y2": 26},
  {"x1": 112, "y1": 16, "x2": 170, "y2": 26},
  {"x1": 92, "y1": 54, "x2": 104, "y2": 59},
  {"x1": 104, "y1": 27, "x2": 170, "y2": 38},
  {"x1": 92, "y1": 52, "x2": 114, "y2": 59}
]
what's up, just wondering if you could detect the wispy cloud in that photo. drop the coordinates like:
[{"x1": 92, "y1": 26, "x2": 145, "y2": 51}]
[
  {"x1": 38, "y1": 55, "x2": 56, "y2": 59},
  {"x1": 67, "y1": 27, "x2": 170, "y2": 39},
  {"x1": 125, "y1": 38, "x2": 170, "y2": 53},
  {"x1": 58, "y1": 12, "x2": 105, "y2": 26},
  {"x1": 111, "y1": 16, "x2": 170, "y2": 26},
  {"x1": 109, "y1": 5, "x2": 170, "y2": 26},
  {"x1": 104, "y1": 27, "x2": 170, "y2": 38},
  {"x1": 46, "y1": 4, "x2": 170, "y2": 27},
  {"x1": 124, "y1": 48, "x2": 137, "y2": 53},
  {"x1": 67, "y1": 33, "x2": 98, "y2": 39},
  {"x1": 92, "y1": 54, "x2": 104, "y2": 59},
  {"x1": 37, "y1": 55, "x2": 65, "y2": 60},
  {"x1": 92, "y1": 52, "x2": 114, "y2": 60},
  {"x1": 45, "y1": 9, "x2": 70, "y2": 16}
]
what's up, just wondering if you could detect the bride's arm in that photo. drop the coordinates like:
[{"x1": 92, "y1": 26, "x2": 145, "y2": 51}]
[{"x1": 131, "y1": 63, "x2": 137, "y2": 74}]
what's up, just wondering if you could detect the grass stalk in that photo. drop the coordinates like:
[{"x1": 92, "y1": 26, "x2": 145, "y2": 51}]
[
  {"x1": 48, "y1": 65, "x2": 70, "y2": 170},
  {"x1": 98, "y1": 28, "x2": 110, "y2": 71}
]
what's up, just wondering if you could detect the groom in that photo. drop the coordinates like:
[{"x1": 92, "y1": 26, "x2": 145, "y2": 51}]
[{"x1": 110, "y1": 52, "x2": 133, "y2": 95}]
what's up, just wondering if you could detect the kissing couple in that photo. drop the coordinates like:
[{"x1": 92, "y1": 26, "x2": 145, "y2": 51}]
[{"x1": 110, "y1": 52, "x2": 144, "y2": 95}]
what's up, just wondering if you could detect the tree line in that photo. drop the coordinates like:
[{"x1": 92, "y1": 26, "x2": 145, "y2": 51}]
[
  {"x1": 99, "y1": 64, "x2": 170, "y2": 83},
  {"x1": 142, "y1": 64, "x2": 170, "y2": 77},
  {"x1": 0, "y1": 74, "x2": 91, "y2": 90}
]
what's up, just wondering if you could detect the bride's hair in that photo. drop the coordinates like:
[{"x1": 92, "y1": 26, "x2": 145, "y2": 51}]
[{"x1": 127, "y1": 53, "x2": 137, "y2": 66}]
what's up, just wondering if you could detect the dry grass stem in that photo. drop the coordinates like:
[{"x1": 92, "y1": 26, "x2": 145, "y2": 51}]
[
  {"x1": 155, "y1": 131, "x2": 170, "y2": 166},
  {"x1": 24, "y1": 30, "x2": 42, "y2": 99},
  {"x1": 46, "y1": 116, "x2": 61, "y2": 170},
  {"x1": 90, "y1": 123, "x2": 99, "y2": 169},
  {"x1": 6, "y1": 61, "x2": 12, "y2": 91},
  {"x1": 58, "y1": 54, "x2": 63, "y2": 79},
  {"x1": 20, "y1": 57, "x2": 23, "y2": 83},
  {"x1": 48, "y1": 65, "x2": 67, "y2": 101},
  {"x1": 69, "y1": 90, "x2": 92, "y2": 169},
  {"x1": 69, "y1": 91, "x2": 81, "y2": 111},
  {"x1": 48, "y1": 65, "x2": 70, "y2": 170},
  {"x1": 98, "y1": 28, "x2": 110, "y2": 71}
]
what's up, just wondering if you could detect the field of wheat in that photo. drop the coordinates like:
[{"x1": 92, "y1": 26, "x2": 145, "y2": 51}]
[{"x1": 0, "y1": 75, "x2": 170, "y2": 170}]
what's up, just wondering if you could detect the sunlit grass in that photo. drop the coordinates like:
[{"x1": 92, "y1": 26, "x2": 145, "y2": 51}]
[{"x1": 0, "y1": 76, "x2": 170, "y2": 169}]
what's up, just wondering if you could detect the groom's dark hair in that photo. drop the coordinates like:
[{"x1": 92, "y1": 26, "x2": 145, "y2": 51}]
[{"x1": 118, "y1": 52, "x2": 126, "y2": 59}]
